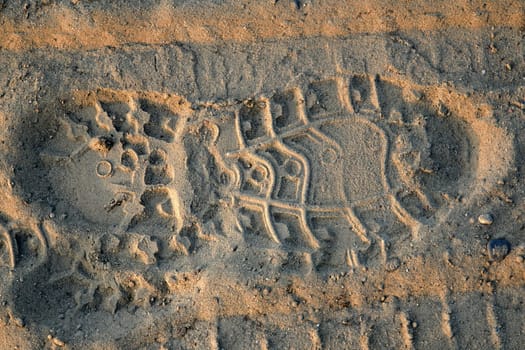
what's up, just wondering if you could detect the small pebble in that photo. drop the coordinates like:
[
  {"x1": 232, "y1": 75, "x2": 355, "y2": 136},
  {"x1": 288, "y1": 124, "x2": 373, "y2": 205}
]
[
  {"x1": 487, "y1": 238, "x2": 511, "y2": 262},
  {"x1": 478, "y1": 213, "x2": 494, "y2": 225},
  {"x1": 52, "y1": 337, "x2": 65, "y2": 347},
  {"x1": 411, "y1": 321, "x2": 418, "y2": 329}
]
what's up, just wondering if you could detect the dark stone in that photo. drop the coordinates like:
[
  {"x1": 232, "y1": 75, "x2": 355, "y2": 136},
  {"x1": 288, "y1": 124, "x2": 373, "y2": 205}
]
[{"x1": 487, "y1": 238, "x2": 511, "y2": 262}]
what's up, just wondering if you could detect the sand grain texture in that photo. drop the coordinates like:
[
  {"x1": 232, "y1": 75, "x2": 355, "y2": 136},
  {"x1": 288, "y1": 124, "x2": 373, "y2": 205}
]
[{"x1": 0, "y1": 1, "x2": 524, "y2": 349}]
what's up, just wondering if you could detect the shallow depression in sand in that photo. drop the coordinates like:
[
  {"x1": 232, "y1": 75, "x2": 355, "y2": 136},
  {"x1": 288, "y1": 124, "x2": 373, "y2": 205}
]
[{"x1": 10, "y1": 76, "x2": 513, "y2": 273}]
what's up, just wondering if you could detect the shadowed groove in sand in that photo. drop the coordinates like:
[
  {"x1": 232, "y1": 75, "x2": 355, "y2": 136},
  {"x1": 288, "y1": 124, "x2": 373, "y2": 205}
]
[{"x1": 0, "y1": 1, "x2": 523, "y2": 51}]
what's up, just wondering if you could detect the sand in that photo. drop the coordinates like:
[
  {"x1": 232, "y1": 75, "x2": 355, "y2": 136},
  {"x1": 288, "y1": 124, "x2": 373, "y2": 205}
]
[{"x1": 0, "y1": 1, "x2": 524, "y2": 349}]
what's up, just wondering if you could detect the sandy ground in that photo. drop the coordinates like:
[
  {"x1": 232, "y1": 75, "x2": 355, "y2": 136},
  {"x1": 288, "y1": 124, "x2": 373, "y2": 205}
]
[{"x1": 0, "y1": 1, "x2": 524, "y2": 349}]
